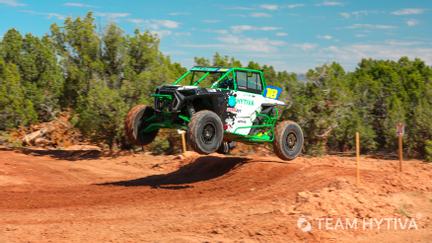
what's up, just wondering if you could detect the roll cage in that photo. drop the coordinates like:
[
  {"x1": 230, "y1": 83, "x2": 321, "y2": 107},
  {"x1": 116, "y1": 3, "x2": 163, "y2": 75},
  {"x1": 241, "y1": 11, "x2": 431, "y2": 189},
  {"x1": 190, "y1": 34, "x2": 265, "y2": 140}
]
[{"x1": 173, "y1": 66, "x2": 267, "y2": 95}]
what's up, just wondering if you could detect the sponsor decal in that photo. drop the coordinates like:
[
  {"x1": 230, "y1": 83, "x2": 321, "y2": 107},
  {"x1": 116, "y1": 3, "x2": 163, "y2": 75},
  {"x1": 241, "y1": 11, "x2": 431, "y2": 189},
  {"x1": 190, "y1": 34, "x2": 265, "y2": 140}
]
[
  {"x1": 297, "y1": 216, "x2": 418, "y2": 232},
  {"x1": 236, "y1": 98, "x2": 254, "y2": 106},
  {"x1": 227, "y1": 107, "x2": 237, "y2": 113},
  {"x1": 228, "y1": 96, "x2": 236, "y2": 107},
  {"x1": 264, "y1": 85, "x2": 282, "y2": 99}
]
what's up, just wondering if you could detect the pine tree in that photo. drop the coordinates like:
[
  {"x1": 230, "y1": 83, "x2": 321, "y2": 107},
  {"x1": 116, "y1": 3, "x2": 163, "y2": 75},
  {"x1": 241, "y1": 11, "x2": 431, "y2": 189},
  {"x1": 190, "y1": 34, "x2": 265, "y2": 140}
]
[
  {"x1": 18, "y1": 34, "x2": 64, "y2": 120},
  {"x1": 76, "y1": 80, "x2": 128, "y2": 149},
  {"x1": 288, "y1": 63, "x2": 350, "y2": 155},
  {"x1": 0, "y1": 59, "x2": 37, "y2": 129}
]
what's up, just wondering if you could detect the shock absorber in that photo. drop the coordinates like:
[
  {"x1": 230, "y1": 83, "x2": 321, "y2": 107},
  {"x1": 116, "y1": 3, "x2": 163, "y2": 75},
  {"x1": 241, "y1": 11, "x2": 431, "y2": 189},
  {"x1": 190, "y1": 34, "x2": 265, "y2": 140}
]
[{"x1": 187, "y1": 103, "x2": 195, "y2": 117}]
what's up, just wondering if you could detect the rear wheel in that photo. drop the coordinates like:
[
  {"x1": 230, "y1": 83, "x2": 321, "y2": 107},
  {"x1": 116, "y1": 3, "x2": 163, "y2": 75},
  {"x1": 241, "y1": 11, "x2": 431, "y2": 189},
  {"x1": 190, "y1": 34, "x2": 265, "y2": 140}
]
[
  {"x1": 274, "y1": 121, "x2": 303, "y2": 161},
  {"x1": 124, "y1": 105, "x2": 158, "y2": 146},
  {"x1": 187, "y1": 110, "x2": 223, "y2": 154}
]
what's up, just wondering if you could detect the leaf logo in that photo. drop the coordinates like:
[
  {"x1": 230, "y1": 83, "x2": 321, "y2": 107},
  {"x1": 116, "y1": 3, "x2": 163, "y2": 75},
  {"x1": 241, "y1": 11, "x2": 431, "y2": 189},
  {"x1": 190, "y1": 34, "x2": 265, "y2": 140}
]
[{"x1": 297, "y1": 216, "x2": 312, "y2": 232}]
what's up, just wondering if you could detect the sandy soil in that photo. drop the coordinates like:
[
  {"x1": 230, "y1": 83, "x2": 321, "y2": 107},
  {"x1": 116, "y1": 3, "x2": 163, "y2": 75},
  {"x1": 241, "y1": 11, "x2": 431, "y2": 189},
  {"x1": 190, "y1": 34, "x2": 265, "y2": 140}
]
[{"x1": 0, "y1": 148, "x2": 431, "y2": 242}]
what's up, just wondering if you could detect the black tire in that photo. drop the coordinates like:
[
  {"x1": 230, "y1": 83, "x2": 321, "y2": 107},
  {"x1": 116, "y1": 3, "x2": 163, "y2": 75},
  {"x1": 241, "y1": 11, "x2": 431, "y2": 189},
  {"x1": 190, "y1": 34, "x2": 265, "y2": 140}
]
[
  {"x1": 125, "y1": 105, "x2": 158, "y2": 146},
  {"x1": 274, "y1": 121, "x2": 304, "y2": 161},
  {"x1": 187, "y1": 110, "x2": 224, "y2": 154},
  {"x1": 217, "y1": 141, "x2": 236, "y2": 154}
]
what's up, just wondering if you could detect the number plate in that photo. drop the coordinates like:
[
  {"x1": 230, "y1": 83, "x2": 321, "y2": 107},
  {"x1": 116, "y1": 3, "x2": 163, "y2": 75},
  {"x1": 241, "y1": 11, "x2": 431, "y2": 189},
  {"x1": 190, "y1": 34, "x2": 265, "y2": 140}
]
[{"x1": 263, "y1": 85, "x2": 282, "y2": 99}]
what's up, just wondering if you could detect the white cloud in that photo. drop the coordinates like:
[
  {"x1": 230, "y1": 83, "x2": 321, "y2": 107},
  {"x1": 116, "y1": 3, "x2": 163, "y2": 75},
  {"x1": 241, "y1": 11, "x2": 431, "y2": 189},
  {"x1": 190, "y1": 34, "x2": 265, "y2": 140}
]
[
  {"x1": 0, "y1": 0, "x2": 25, "y2": 7},
  {"x1": 347, "y1": 24, "x2": 397, "y2": 30},
  {"x1": 181, "y1": 38, "x2": 285, "y2": 53},
  {"x1": 225, "y1": 6, "x2": 254, "y2": 11},
  {"x1": 322, "y1": 42, "x2": 432, "y2": 65},
  {"x1": 384, "y1": 40, "x2": 423, "y2": 46},
  {"x1": 406, "y1": 19, "x2": 419, "y2": 27},
  {"x1": 127, "y1": 18, "x2": 143, "y2": 24},
  {"x1": 20, "y1": 10, "x2": 66, "y2": 20},
  {"x1": 127, "y1": 19, "x2": 180, "y2": 29},
  {"x1": 286, "y1": 4, "x2": 304, "y2": 9},
  {"x1": 259, "y1": 4, "x2": 279, "y2": 10},
  {"x1": 153, "y1": 20, "x2": 179, "y2": 28},
  {"x1": 181, "y1": 31, "x2": 286, "y2": 53},
  {"x1": 276, "y1": 32, "x2": 288, "y2": 37},
  {"x1": 250, "y1": 12, "x2": 271, "y2": 18},
  {"x1": 140, "y1": 30, "x2": 189, "y2": 39},
  {"x1": 95, "y1": 12, "x2": 130, "y2": 19},
  {"x1": 230, "y1": 25, "x2": 280, "y2": 32},
  {"x1": 168, "y1": 12, "x2": 189, "y2": 16},
  {"x1": 46, "y1": 13, "x2": 67, "y2": 20},
  {"x1": 340, "y1": 12, "x2": 351, "y2": 18},
  {"x1": 340, "y1": 10, "x2": 380, "y2": 19},
  {"x1": 206, "y1": 29, "x2": 229, "y2": 35},
  {"x1": 231, "y1": 12, "x2": 274, "y2": 18},
  {"x1": 203, "y1": 19, "x2": 220, "y2": 24},
  {"x1": 126, "y1": 18, "x2": 181, "y2": 39},
  {"x1": 392, "y1": 8, "x2": 425, "y2": 16},
  {"x1": 316, "y1": 1, "x2": 344, "y2": 7},
  {"x1": 64, "y1": 2, "x2": 94, "y2": 8},
  {"x1": 295, "y1": 43, "x2": 318, "y2": 51},
  {"x1": 217, "y1": 34, "x2": 285, "y2": 53},
  {"x1": 153, "y1": 30, "x2": 172, "y2": 38},
  {"x1": 174, "y1": 32, "x2": 191, "y2": 37},
  {"x1": 317, "y1": 35, "x2": 333, "y2": 40}
]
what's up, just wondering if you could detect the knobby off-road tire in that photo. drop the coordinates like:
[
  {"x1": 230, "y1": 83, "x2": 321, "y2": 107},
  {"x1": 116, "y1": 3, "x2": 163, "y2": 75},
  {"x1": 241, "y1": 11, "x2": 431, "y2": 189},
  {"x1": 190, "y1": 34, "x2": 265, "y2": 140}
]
[
  {"x1": 124, "y1": 105, "x2": 158, "y2": 146},
  {"x1": 187, "y1": 110, "x2": 224, "y2": 154},
  {"x1": 274, "y1": 120, "x2": 304, "y2": 161}
]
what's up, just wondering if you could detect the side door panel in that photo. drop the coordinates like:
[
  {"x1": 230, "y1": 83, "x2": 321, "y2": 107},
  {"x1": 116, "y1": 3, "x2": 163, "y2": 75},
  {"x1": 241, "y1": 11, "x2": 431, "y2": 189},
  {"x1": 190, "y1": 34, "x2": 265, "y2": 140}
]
[{"x1": 224, "y1": 71, "x2": 265, "y2": 136}]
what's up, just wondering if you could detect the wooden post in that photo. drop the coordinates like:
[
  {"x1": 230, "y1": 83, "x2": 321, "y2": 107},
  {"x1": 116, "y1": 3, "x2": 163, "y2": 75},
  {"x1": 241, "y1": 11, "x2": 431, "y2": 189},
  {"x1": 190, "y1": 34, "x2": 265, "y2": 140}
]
[
  {"x1": 181, "y1": 131, "x2": 187, "y2": 154},
  {"x1": 356, "y1": 132, "x2": 360, "y2": 186},
  {"x1": 398, "y1": 134, "x2": 403, "y2": 172},
  {"x1": 396, "y1": 122, "x2": 404, "y2": 172}
]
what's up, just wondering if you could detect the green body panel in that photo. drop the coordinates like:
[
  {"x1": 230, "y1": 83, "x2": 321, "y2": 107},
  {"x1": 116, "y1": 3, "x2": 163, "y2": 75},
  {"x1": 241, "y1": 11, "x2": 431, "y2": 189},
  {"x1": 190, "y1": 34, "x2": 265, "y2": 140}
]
[
  {"x1": 142, "y1": 113, "x2": 187, "y2": 133},
  {"x1": 151, "y1": 93, "x2": 173, "y2": 100}
]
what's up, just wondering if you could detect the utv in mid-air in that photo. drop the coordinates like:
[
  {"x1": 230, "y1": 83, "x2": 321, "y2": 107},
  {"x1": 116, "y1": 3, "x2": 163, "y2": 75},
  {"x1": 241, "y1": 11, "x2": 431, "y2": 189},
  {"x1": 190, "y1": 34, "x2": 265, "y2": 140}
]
[{"x1": 125, "y1": 66, "x2": 303, "y2": 160}]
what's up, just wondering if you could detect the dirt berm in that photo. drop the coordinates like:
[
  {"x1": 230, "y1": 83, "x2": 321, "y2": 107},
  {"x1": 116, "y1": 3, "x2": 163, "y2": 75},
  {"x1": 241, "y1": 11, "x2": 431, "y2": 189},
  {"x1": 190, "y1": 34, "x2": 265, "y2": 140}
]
[{"x1": 0, "y1": 149, "x2": 431, "y2": 242}]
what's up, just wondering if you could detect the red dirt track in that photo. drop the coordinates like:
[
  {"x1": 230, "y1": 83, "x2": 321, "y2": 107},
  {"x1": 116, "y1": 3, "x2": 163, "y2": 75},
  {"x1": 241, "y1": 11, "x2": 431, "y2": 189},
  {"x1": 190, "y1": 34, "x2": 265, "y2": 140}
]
[{"x1": 0, "y1": 149, "x2": 431, "y2": 242}]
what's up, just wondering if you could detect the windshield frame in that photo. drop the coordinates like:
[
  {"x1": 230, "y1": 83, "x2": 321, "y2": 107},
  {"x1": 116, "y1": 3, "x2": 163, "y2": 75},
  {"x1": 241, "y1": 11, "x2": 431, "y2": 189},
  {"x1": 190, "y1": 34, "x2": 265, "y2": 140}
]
[{"x1": 172, "y1": 66, "x2": 233, "y2": 87}]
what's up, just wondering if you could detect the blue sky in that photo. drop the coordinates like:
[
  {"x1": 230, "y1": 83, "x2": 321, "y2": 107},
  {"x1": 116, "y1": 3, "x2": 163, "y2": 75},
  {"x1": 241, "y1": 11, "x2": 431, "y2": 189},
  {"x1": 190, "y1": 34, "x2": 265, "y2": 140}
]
[{"x1": 1, "y1": 0, "x2": 431, "y2": 72}]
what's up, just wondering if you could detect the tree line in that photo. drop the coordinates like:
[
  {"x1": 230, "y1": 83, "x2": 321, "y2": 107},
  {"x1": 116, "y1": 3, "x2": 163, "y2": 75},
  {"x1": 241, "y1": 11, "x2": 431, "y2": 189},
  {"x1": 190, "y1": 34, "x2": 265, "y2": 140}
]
[{"x1": 0, "y1": 12, "x2": 431, "y2": 160}]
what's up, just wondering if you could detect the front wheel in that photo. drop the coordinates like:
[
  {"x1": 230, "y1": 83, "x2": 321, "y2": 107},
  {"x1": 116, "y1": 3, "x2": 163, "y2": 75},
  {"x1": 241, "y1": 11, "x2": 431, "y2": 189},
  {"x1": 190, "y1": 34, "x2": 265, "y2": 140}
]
[
  {"x1": 273, "y1": 121, "x2": 304, "y2": 161},
  {"x1": 187, "y1": 110, "x2": 224, "y2": 154},
  {"x1": 124, "y1": 105, "x2": 158, "y2": 146}
]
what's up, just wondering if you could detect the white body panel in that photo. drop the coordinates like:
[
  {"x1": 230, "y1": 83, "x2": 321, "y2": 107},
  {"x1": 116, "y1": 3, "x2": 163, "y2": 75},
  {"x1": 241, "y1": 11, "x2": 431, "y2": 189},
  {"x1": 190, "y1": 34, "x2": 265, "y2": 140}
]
[{"x1": 225, "y1": 91, "x2": 284, "y2": 135}]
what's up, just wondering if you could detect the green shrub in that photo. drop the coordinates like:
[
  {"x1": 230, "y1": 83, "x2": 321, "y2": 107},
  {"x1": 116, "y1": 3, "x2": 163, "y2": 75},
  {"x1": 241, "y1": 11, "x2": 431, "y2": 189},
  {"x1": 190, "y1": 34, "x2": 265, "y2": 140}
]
[
  {"x1": 425, "y1": 140, "x2": 432, "y2": 162},
  {"x1": 0, "y1": 131, "x2": 23, "y2": 148},
  {"x1": 306, "y1": 142, "x2": 326, "y2": 156},
  {"x1": 146, "y1": 129, "x2": 181, "y2": 155},
  {"x1": 147, "y1": 136, "x2": 170, "y2": 155}
]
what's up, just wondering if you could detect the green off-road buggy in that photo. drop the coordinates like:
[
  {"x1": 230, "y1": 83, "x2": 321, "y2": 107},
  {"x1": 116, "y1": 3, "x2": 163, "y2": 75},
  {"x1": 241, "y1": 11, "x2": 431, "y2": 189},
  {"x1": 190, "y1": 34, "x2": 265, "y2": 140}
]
[{"x1": 125, "y1": 66, "x2": 304, "y2": 160}]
